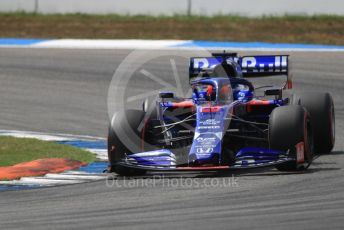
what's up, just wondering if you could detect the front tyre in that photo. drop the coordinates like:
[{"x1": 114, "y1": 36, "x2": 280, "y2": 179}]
[
  {"x1": 269, "y1": 105, "x2": 314, "y2": 171},
  {"x1": 108, "y1": 109, "x2": 147, "y2": 176}
]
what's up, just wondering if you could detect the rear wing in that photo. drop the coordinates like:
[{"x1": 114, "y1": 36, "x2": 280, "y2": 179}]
[
  {"x1": 189, "y1": 54, "x2": 292, "y2": 89},
  {"x1": 240, "y1": 55, "x2": 288, "y2": 75}
]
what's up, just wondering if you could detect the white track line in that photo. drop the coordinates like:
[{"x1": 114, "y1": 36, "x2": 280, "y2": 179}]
[
  {"x1": 61, "y1": 171, "x2": 105, "y2": 176},
  {"x1": 2, "y1": 39, "x2": 344, "y2": 52},
  {"x1": 85, "y1": 148, "x2": 108, "y2": 161},
  {"x1": 19, "y1": 177, "x2": 86, "y2": 185},
  {"x1": 44, "y1": 173, "x2": 107, "y2": 180},
  {"x1": 0, "y1": 178, "x2": 84, "y2": 186},
  {"x1": 32, "y1": 39, "x2": 188, "y2": 50},
  {"x1": 0, "y1": 129, "x2": 105, "y2": 141}
]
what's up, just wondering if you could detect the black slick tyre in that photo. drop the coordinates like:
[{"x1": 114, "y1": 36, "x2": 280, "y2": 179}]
[{"x1": 269, "y1": 105, "x2": 313, "y2": 171}]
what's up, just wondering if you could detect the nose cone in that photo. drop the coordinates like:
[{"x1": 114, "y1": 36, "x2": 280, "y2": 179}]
[{"x1": 189, "y1": 152, "x2": 220, "y2": 166}]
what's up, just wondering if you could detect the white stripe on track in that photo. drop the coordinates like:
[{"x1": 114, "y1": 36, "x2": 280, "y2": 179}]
[
  {"x1": 19, "y1": 177, "x2": 86, "y2": 185},
  {"x1": 44, "y1": 173, "x2": 107, "y2": 180},
  {"x1": 85, "y1": 148, "x2": 108, "y2": 161},
  {"x1": 32, "y1": 39, "x2": 188, "y2": 49},
  {"x1": 61, "y1": 171, "x2": 105, "y2": 175},
  {"x1": 2, "y1": 39, "x2": 344, "y2": 52},
  {"x1": 0, "y1": 129, "x2": 105, "y2": 141},
  {"x1": 0, "y1": 178, "x2": 84, "y2": 186}
]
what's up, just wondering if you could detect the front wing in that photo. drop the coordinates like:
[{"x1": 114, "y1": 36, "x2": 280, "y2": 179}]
[{"x1": 115, "y1": 147, "x2": 298, "y2": 172}]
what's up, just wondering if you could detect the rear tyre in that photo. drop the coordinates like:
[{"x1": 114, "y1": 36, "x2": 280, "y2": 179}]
[
  {"x1": 292, "y1": 92, "x2": 335, "y2": 153},
  {"x1": 269, "y1": 105, "x2": 313, "y2": 171}
]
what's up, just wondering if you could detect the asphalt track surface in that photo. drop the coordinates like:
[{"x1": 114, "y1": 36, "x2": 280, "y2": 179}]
[{"x1": 0, "y1": 48, "x2": 343, "y2": 230}]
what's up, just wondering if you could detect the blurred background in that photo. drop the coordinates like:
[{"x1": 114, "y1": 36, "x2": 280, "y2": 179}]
[{"x1": 0, "y1": 0, "x2": 344, "y2": 45}]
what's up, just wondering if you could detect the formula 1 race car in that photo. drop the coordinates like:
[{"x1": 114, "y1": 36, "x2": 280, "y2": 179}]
[{"x1": 108, "y1": 52, "x2": 335, "y2": 176}]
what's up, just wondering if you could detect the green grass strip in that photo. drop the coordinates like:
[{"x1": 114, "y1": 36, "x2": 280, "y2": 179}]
[{"x1": 0, "y1": 136, "x2": 96, "y2": 167}]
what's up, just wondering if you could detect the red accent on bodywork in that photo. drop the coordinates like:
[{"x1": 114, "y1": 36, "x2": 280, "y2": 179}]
[
  {"x1": 247, "y1": 100, "x2": 271, "y2": 106},
  {"x1": 207, "y1": 85, "x2": 213, "y2": 97},
  {"x1": 287, "y1": 79, "x2": 293, "y2": 89},
  {"x1": 296, "y1": 142, "x2": 305, "y2": 164},
  {"x1": 177, "y1": 166, "x2": 229, "y2": 170},
  {"x1": 303, "y1": 111, "x2": 311, "y2": 163},
  {"x1": 201, "y1": 106, "x2": 222, "y2": 113},
  {"x1": 171, "y1": 101, "x2": 194, "y2": 108},
  {"x1": 246, "y1": 99, "x2": 271, "y2": 112}
]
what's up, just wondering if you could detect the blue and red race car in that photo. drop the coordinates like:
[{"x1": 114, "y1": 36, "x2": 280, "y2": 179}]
[{"x1": 108, "y1": 52, "x2": 335, "y2": 176}]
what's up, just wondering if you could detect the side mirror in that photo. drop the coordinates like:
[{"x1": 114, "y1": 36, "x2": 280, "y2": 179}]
[
  {"x1": 159, "y1": 92, "x2": 174, "y2": 99},
  {"x1": 264, "y1": 88, "x2": 282, "y2": 99}
]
